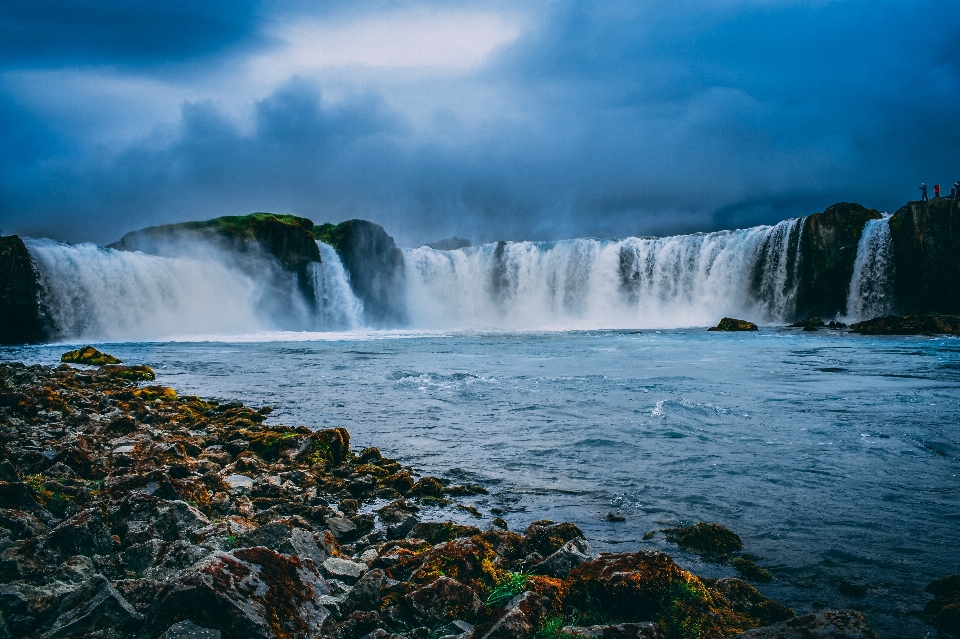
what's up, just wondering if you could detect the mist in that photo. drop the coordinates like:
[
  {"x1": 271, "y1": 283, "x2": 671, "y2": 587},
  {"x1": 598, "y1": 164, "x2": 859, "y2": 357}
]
[{"x1": 2, "y1": 0, "x2": 959, "y2": 247}]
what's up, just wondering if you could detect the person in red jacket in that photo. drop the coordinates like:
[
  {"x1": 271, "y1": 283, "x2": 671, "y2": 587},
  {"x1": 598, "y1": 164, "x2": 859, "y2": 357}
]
[{"x1": 934, "y1": 184, "x2": 941, "y2": 198}]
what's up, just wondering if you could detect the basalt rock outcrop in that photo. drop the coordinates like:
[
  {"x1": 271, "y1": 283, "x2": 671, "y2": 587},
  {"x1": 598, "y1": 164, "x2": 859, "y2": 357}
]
[
  {"x1": 793, "y1": 203, "x2": 883, "y2": 320},
  {"x1": 0, "y1": 236, "x2": 50, "y2": 345},
  {"x1": 315, "y1": 220, "x2": 406, "y2": 326},
  {"x1": 0, "y1": 356, "x2": 880, "y2": 639},
  {"x1": 110, "y1": 213, "x2": 323, "y2": 302},
  {"x1": 850, "y1": 314, "x2": 960, "y2": 336},
  {"x1": 888, "y1": 197, "x2": 960, "y2": 315}
]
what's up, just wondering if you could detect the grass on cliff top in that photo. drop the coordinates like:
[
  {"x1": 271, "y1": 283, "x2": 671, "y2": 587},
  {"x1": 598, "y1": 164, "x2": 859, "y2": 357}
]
[
  {"x1": 314, "y1": 222, "x2": 350, "y2": 253},
  {"x1": 179, "y1": 213, "x2": 315, "y2": 240}
]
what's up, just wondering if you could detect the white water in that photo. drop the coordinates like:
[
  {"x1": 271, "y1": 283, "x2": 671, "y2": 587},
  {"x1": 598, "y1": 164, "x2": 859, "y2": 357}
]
[
  {"x1": 845, "y1": 216, "x2": 894, "y2": 321},
  {"x1": 25, "y1": 238, "x2": 363, "y2": 341},
  {"x1": 403, "y1": 218, "x2": 803, "y2": 330},
  {"x1": 311, "y1": 242, "x2": 364, "y2": 330}
]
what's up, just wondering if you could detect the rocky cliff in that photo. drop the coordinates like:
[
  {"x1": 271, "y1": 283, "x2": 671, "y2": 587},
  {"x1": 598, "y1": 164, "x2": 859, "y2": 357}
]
[
  {"x1": 315, "y1": 220, "x2": 406, "y2": 326},
  {"x1": 888, "y1": 197, "x2": 960, "y2": 315},
  {"x1": 793, "y1": 203, "x2": 883, "y2": 319},
  {"x1": 0, "y1": 235, "x2": 49, "y2": 345},
  {"x1": 111, "y1": 213, "x2": 322, "y2": 274}
]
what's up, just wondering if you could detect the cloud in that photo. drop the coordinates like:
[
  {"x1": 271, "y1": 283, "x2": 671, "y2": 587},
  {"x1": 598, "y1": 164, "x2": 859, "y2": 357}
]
[{"x1": 2, "y1": 0, "x2": 960, "y2": 246}]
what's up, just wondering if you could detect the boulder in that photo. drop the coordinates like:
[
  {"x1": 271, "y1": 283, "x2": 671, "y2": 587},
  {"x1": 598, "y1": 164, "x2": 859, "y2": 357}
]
[
  {"x1": 322, "y1": 557, "x2": 367, "y2": 584},
  {"x1": 529, "y1": 538, "x2": 593, "y2": 578},
  {"x1": 145, "y1": 547, "x2": 331, "y2": 639},
  {"x1": 566, "y1": 551, "x2": 792, "y2": 639},
  {"x1": 236, "y1": 522, "x2": 327, "y2": 565},
  {"x1": 0, "y1": 235, "x2": 49, "y2": 345},
  {"x1": 401, "y1": 576, "x2": 483, "y2": 625},
  {"x1": 60, "y1": 346, "x2": 122, "y2": 366},
  {"x1": 560, "y1": 623, "x2": 663, "y2": 639},
  {"x1": 522, "y1": 521, "x2": 586, "y2": 557},
  {"x1": 44, "y1": 508, "x2": 114, "y2": 557},
  {"x1": 159, "y1": 620, "x2": 223, "y2": 639},
  {"x1": 925, "y1": 574, "x2": 960, "y2": 637},
  {"x1": 708, "y1": 318, "x2": 758, "y2": 332},
  {"x1": 340, "y1": 569, "x2": 391, "y2": 616},
  {"x1": 479, "y1": 591, "x2": 548, "y2": 639},
  {"x1": 733, "y1": 610, "x2": 877, "y2": 639},
  {"x1": 850, "y1": 314, "x2": 960, "y2": 336},
  {"x1": 410, "y1": 522, "x2": 481, "y2": 545},
  {"x1": 787, "y1": 317, "x2": 825, "y2": 331},
  {"x1": 39, "y1": 575, "x2": 143, "y2": 638},
  {"x1": 662, "y1": 522, "x2": 743, "y2": 556}
]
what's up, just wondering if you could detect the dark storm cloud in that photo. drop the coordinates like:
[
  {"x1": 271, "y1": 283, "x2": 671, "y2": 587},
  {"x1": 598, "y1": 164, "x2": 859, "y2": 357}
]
[
  {"x1": 1, "y1": 0, "x2": 959, "y2": 246},
  {"x1": 0, "y1": 0, "x2": 262, "y2": 67}
]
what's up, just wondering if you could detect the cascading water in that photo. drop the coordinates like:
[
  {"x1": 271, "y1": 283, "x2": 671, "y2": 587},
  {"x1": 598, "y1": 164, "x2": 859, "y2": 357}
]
[
  {"x1": 845, "y1": 216, "x2": 894, "y2": 321},
  {"x1": 310, "y1": 242, "x2": 363, "y2": 330},
  {"x1": 26, "y1": 237, "x2": 366, "y2": 341},
  {"x1": 402, "y1": 218, "x2": 805, "y2": 330},
  {"x1": 26, "y1": 239, "x2": 268, "y2": 341}
]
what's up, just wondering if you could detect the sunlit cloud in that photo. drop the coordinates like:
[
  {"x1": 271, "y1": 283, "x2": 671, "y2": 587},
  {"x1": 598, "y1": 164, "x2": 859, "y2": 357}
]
[{"x1": 250, "y1": 10, "x2": 523, "y2": 81}]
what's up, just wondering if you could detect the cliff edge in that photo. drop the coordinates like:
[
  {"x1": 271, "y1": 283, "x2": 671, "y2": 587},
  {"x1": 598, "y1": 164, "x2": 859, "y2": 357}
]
[
  {"x1": 889, "y1": 197, "x2": 960, "y2": 315},
  {"x1": 0, "y1": 235, "x2": 49, "y2": 345}
]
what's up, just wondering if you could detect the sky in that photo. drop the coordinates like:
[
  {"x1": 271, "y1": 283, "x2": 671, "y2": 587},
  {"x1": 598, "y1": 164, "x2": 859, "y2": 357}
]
[{"x1": 1, "y1": 0, "x2": 959, "y2": 247}]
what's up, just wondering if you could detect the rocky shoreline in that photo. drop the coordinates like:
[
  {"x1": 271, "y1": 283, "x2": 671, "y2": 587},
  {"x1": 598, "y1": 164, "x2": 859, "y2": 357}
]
[{"x1": 0, "y1": 351, "x2": 893, "y2": 639}]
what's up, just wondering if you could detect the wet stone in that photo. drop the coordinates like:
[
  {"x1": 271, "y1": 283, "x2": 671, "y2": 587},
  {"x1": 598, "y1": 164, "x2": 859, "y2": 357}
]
[{"x1": 323, "y1": 556, "x2": 367, "y2": 583}]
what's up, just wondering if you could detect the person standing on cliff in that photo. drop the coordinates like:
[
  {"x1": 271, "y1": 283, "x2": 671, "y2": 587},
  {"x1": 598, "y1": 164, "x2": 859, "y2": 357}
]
[
  {"x1": 934, "y1": 184, "x2": 940, "y2": 198},
  {"x1": 920, "y1": 183, "x2": 928, "y2": 201}
]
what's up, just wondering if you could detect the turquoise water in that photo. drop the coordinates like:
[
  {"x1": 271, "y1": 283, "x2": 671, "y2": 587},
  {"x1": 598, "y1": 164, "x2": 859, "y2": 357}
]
[{"x1": 4, "y1": 328, "x2": 960, "y2": 637}]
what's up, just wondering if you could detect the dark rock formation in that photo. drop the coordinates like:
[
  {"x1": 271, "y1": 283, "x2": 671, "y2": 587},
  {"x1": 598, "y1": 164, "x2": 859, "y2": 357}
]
[
  {"x1": 111, "y1": 213, "x2": 321, "y2": 273},
  {"x1": 888, "y1": 198, "x2": 960, "y2": 314},
  {"x1": 663, "y1": 522, "x2": 743, "y2": 556},
  {"x1": 0, "y1": 235, "x2": 49, "y2": 345},
  {"x1": 925, "y1": 574, "x2": 960, "y2": 637},
  {"x1": 315, "y1": 220, "x2": 406, "y2": 326},
  {"x1": 110, "y1": 214, "x2": 323, "y2": 308},
  {"x1": 788, "y1": 317, "x2": 825, "y2": 331},
  {"x1": 850, "y1": 314, "x2": 960, "y2": 336},
  {"x1": 794, "y1": 203, "x2": 883, "y2": 319},
  {"x1": 60, "y1": 346, "x2": 122, "y2": 366},
  {"x1": 709, "y1": 318, "x2": 758, "y2": 332},
  {"x1": 733, "y1": 609, "x2": 878, "y2": 639}
]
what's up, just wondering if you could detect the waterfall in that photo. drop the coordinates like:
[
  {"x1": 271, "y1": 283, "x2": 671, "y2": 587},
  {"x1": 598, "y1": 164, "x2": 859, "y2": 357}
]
[
  {"x1": 310, "y1": 242, "x2": 363, "y2": 330},
  {"x1": 402, "y1": 218, "x2": 805, "y2": 330},
  {"x1": 26, "y1": 239, "x2": 268, "y2": 341},
  {"x1": 845, "y1": 216, "x2": 894, "y2": 321},
  {"x1": 25, "y1": 238, "x2": 366, "y2": 341}
]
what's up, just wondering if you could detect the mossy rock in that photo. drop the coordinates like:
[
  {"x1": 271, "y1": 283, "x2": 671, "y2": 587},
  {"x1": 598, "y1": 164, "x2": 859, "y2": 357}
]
[
  {"x1": 663, "y1": 522, "x2": 743, "y2": 555},
  {"x1": 299, "y1": 428, "x2": 350, "y2": 466},
  {"x1": 99, "y1": 365, "x2": 155, "y2": 381},
  {"x1": 410, "y1": 521, "x2": 482, "y2": 545},
  {"x1": 788, "y1": 317, "x2": 825, "y2": 331},
  {"x1": 61, "y1": 346, "x2": 122, "y2": 366},
  {"x1": 850, "y1": 314, "x2": 960, "y2": 336},
  {"x1": 926, "y1": 574, "x2": 960, "y2": 636},
  {"x1": 732, "y1": 557, "x2": 772, "y2": 583},
  {"x1": 566, "y1": 551, "x2": 791, "y2": 639},
  {"x1": 708, "y1": 318, "x2": 758, "y2": 332},
  {"x1": 247, "y1": 429, "x2": 302, "y2": 462},
  {"x1": 408, "y1": 476, "x2": 446, "y2": 499},
  {"x1": 522, "y1": 520, "x2": 585, "y2": 557}
]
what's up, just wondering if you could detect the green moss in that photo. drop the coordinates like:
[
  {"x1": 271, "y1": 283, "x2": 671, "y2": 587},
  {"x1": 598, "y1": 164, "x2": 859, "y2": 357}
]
[
  {"x1": 61, "y1": 346, "x2": 122, "y2": 366},
  {"x1": 732, "y1": 557, "x2": 772, "y2": 582},
  {"x1": 314, "y1": 222, "x2": 350, "y2": 253},
  {"x1": 708, "y1": 318, "x2": 758, "y2": 332},
  {"x1": 663, "y1": 522, "x2": 743, "y2": 556}
]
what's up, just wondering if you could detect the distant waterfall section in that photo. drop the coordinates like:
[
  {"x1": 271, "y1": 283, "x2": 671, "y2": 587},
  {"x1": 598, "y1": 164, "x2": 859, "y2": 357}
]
[
  {"x1": 310, "y1": 241, "x2": 363, "y2": 330},
  {"x1": 402, "y1": 218, "x2": 804, "y2": 330},
  {"x1": 845, "y1": 216, "x2": 894, "y2": 321}
]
